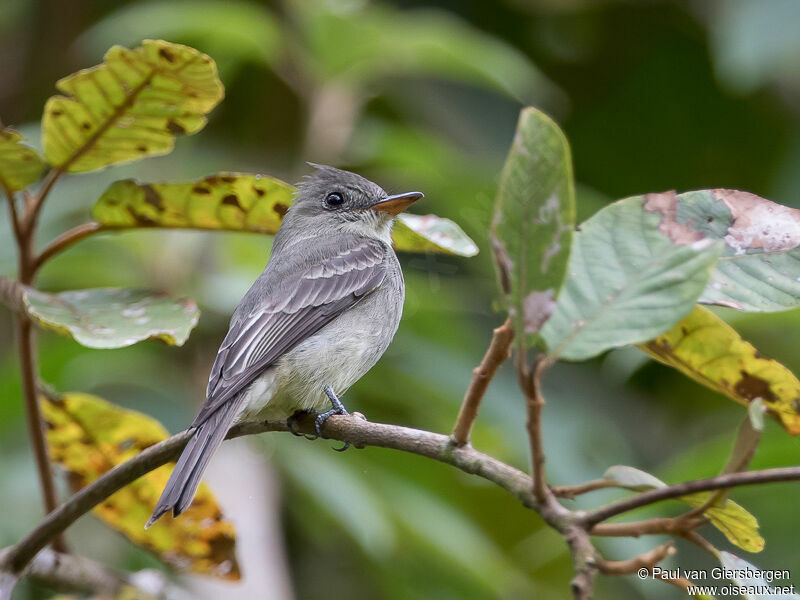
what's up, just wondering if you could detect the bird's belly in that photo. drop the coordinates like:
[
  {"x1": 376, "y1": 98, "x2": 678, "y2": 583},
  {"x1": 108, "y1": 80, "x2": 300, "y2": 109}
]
[{"x1": 237, "y1": 289, "x2": 401, "y2": 423}]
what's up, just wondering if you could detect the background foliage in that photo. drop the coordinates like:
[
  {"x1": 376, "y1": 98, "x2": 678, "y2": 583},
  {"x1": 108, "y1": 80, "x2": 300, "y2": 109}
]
[{"x1": 2, "y1": 1, "x2": 800, "y2": 598}]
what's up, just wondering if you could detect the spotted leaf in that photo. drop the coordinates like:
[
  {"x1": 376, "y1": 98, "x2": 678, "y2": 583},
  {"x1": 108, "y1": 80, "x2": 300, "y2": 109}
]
[
  {"x1": 42, "y1": 39, "x2": 223, "y2": 173},
  {"x1": 41, "y1": 392, "x2": 239, "y2": 579},
  {"x1": 0, "y1": 128, "x2": 44, "y2": 191},
  {"x1": 640, "y1": 305, "x2": 800, "y2": 435},
  {"x1": 92, "y1": 173, "x2": 478, "y2": 256},
  {"x1": 631, "y1": 189, "x2": 800, "y2": 312}
]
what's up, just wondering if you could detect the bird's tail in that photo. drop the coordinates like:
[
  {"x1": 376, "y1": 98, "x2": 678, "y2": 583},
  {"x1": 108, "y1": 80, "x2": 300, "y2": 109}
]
[{"x1": 146, "y1": 398, "x2": 242, "y2": 529}]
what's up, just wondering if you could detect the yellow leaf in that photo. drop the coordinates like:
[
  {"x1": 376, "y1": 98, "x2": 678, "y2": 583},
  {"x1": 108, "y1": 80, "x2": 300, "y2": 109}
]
[
  {"x1": 42, "y1": 40, "x2": 223, "y2": 173},
  {"x1": 640, "y1": 306, "x2": 800, "y2": 435},
  {"x1": 682, "y1": 493, "x2": 764, "y2": 552},
  {"x1": 41, "y1": 392, "x2": 239, "y2": 580},
  {"x1": 0, "y1": 128, "x2": 44, "y2": 191}
]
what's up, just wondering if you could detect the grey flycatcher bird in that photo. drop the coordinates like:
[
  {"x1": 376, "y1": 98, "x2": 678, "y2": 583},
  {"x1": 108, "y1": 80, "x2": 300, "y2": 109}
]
[{"x1": 146, "y1": 165, "x2": 422, "y2": 528}]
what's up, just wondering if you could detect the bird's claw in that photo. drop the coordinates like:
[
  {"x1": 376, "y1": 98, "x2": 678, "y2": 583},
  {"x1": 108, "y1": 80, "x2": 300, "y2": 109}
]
[{"x1": 308, "y1": 386, "x2": 351, "y2": 451}]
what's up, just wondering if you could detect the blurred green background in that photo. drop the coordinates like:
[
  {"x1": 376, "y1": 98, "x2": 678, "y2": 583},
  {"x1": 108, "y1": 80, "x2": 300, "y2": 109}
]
[{"x1": 2, "y1": 0, "x2": 800, "y2": 598}]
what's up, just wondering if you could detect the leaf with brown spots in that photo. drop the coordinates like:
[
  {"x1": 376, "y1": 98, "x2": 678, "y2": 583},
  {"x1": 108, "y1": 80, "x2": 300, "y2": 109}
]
[
  {"x1": 93, "y1": 173, "x2": 478, "y2": 256},
  {"x1": 640, "y1": 305, "x2": 800, "y2": 435},
  {"x1": 42, "y1": 40, "x2": 223, "y2": 173},
  {"x1": 41, "y1": 392, "x2": 239, "y2": 579},
  {"x1": 23, "y1": 287, "x2": 199, "y2": 349},
  {"x1": 490, "y1": 107, "x2": 575, "y2": 346},
  {"x1": 628, "y1": 189, "x2": 800, "y2": 312},
  {"x1": 0, "y1": 128, "x2": 44, "y2": 191}
]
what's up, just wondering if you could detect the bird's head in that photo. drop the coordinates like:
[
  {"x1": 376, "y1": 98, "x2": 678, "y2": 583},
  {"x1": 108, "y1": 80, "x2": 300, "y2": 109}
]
[{"x1": 285, "y1": 164, "x2": 423, "y2": 243}]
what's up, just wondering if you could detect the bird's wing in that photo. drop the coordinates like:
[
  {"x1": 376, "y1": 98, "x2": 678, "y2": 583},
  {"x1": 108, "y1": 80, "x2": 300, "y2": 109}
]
[{"x1": 192, "y1": 237, "x2": 388, "y2": 427}]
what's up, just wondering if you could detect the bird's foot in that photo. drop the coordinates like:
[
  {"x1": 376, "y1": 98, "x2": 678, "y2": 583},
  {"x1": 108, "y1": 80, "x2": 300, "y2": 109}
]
[
  {"x1": 287, "y1": 410, "x2": 310, "y2": 436},
  {"x1": 308, "y1": 386, "x2": 351, "y2": 451}
]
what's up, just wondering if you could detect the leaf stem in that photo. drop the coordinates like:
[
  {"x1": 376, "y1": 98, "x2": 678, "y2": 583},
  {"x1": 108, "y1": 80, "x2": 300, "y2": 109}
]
[
  {"x1": 33, "y1": 222, "x2": 104, "y2": 273},
  {"x1": 450, "y1": 318, "x2": 513, "y2": 446}
]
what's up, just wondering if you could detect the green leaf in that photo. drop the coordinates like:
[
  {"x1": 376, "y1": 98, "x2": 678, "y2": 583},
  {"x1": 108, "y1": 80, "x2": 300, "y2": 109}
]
[
  {"x1": 604, "y1": 465, "x2": 764, "y2": 552},
  {"x1": 0, "y1": 128, "x2": 44, "y2": 191},
  {"x1": 640, "y1": 306, "x2": 800, "y2": 435},
  {"x1": 93, "y1": 173, "x2": 479, "y2": 256},
  {"x1": 490, "y1": 107, "x2": 575, "y2": 343},
  {"x1": 41, "y1": 392, "x2": 239, "y2": 580},
  {"x1": 395, "y1": 213, "x2": 478, "y2": 257},
  {"x1": 42, "y1": 39, "x2": 223, "y2": 173},
  {"x1": 540, "y1": 196, "x2": 723, "y2": 360},
  {"x1": 718, "y1": 552, "x2": 798, "y2": 598},
  {"x1": 23, "y1": 287, "x2": 199, "y2": 349},
  {"x1": 638, "y1": 189, "x2": 800, "y2": 312}
]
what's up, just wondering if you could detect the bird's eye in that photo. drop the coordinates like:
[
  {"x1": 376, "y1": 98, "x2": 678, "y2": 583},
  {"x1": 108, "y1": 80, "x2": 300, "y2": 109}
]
[{"x1": 325, "y1": 192, "x2": 345, "y2": 208}]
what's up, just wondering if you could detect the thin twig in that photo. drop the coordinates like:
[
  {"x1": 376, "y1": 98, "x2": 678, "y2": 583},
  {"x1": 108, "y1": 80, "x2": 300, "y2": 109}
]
[
  {"x1": 1, "y1": 185, "x2": 23, "y2": 246},
  {"x1": 451, "y1": 318, "x2": 513, "y2": 446},
  {"x1": 584, "y1": 466, "x2": 800, "y2": 526},
  {"x1": 589, "y1": 515, "x2": 706, "y2": 538},
  {"x1": 594, "y1": 542, "x2": 675, "y2": 576},
  {"x1": 553, "y1": 479, "x2": 616, "y2": 499},
  {"x1": 15, "y1": 318, "x2": 65, "y2": 553},
  {"x1": 520, "y1": 355, "x2": 550, "y2": 504},
  {"x1": 33, "y1": 221, "x2": 104, "y2": 273},
  {"x1": 680, "y1": 531, "x2": 719, "y2": 558},
  {"x1": 1, "y1": 413, "x2": 538, "y2": 579}
]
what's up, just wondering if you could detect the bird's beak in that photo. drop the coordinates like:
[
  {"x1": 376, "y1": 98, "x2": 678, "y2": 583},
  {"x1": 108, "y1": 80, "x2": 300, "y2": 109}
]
[{"x1": 369, "y1": 191, "x2": 424, "y2": 215}]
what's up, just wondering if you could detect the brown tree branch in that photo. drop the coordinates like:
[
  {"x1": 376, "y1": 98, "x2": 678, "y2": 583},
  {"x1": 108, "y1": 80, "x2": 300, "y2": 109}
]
[
  {"x1": 1, "y1": 413, "x2": 538, "y2": 582},
  {"x1": 450, "y1": 318, "x2": 513, "y2": 446},
  {"x1": 520, "y1": 355, "x2": 550, "y2": 505},
  {"x1": 594, "y1": 542, "x2": 675, "y2": 576},
  {"x1": 563, "y1": 524, "x2": 598, "y2": 600},
  {"x1": 589, "y1": 515, "x2": 706, "y2": 538},
  {"x1": 553, "y1": 479, "x2": 616, "y2": 499},
  {"x1": 16, "y1": 318, "x2": 65, "y2": 553},
  {"x1": 584, "y1": 466, "x2": 800, "y2": 526}
]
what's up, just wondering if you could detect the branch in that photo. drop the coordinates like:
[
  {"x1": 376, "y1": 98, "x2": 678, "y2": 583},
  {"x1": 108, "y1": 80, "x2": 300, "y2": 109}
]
[
  {"x1": 594, "y1": 542, "x2": 675, "y2": 576},
  {"x1": 553, "y1": 479, "x2": 616, "y2": 499},
  {"x1": 451, "y1": 318, "x2": 513, "y2": 446},
  {"x1": 33, "y1": 221, "x2": 104, "y2": 273},
  {"x1": 584, "y1": 466, "x2": 800, "y2": 526},
  {"x1": 563, "y1": 524, "x2": 598, "y2": 600},
  {"x1": 1, "y1": 413, "x2": 538, "y2": 579},
  {"x1": 16, "y1": 317, "x2": 65, "y2": 553},
  {"x1": 1, "y1": 184, "x2": 23, "y2": 247},
  {"x1": 589, "y1": 515, "x2": 706, "y2": 538},
  {"x1": 520, "y1": 355, "x2": 550, "y2": 505}
]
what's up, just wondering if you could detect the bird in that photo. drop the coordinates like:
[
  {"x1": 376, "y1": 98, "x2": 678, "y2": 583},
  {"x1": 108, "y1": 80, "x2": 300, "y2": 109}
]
[{"x1": 146, "y1": 165, "x2": 422, "y2": 528}]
